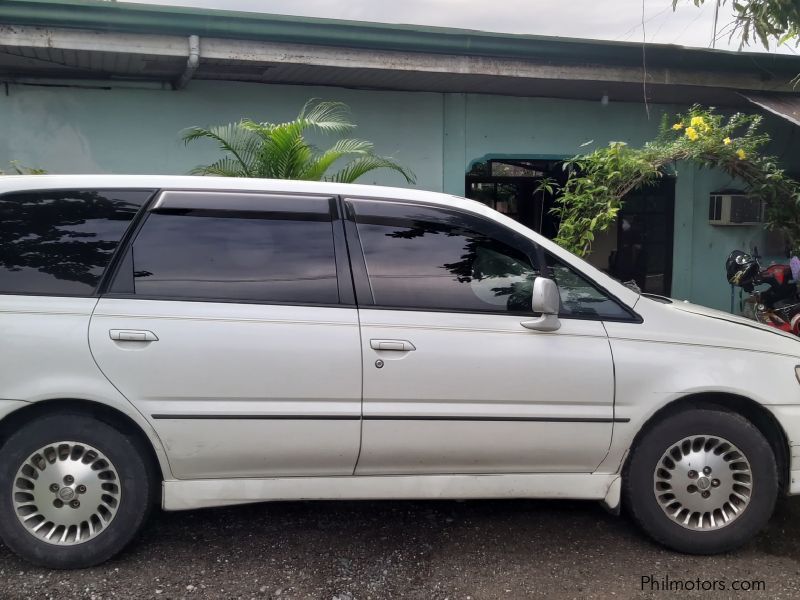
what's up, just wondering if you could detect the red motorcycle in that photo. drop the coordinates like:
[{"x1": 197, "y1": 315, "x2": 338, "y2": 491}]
[{"x1": 726, "y1": 249, "x2": 800, "y2": 335}]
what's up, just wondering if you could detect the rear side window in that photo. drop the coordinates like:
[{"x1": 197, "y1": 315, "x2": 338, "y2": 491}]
[
  {"x1": 351, "y1": 199, "x2": 539, "y2": 313},
  {"x1": 0, "y1": 189, "x2": 152, "y2": 296},
  {"x1": 119, "y1": 195, "x2": 339, "y2": 304}
]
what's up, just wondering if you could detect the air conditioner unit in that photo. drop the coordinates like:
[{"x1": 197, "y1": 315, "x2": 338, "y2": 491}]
[{"x1": 708, "y1": 192, "x2": 763, "y2": 226}]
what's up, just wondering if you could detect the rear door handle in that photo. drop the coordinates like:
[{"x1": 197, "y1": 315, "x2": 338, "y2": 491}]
[
  {"x1": 370, "y1": 339, "x2": 416, "y2": 352},
  {"x1": 109, "y1": 329, "x2": 159, "y2": 342}
]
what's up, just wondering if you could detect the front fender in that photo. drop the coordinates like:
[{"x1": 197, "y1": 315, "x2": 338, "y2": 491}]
[{"x1": 597, "y1": 336, "x2": 800, "y2": 474}]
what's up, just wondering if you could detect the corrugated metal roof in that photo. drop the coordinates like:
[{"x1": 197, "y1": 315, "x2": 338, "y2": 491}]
[
  {"x1": 743, "y1": 93, "x2": 800, "y2": 127},
  {"x1": 1, "y1": 0, "x2": 799, "y2": 77}
]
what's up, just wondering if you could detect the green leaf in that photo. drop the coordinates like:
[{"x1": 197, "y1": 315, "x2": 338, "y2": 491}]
[
  {"x1": 182, "y1": 123, "x2": 259, "y2": 177},
  {"x1": 328, "y1": 155, "x2": 416, "y2": 184},
  {"x1": 180, "y1": 99, "x2": 414, "y2": 184}
]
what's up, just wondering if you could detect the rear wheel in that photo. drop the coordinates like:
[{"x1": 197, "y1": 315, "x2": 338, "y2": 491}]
[
  {"x1": 624, "y1": 408, "x2": 778, "y2": 554},
  {"x1": 0, "y1": 413, "x2": 154, "y2": 568}
]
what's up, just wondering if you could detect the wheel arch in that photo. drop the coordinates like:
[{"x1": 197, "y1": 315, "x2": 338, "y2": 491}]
[
  {"x1": 0, "y1": 398, "x2": 168, "y2": 493},
  {"x1": 623, "y1": 392, "x2": 790, "y2": 495}
]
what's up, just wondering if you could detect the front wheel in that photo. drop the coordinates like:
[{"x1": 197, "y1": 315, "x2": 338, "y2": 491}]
[
  {"x1": 0, "y1": 413, "x2": 155, "y2": 568},
  {"x1": 624, "y1": 408, "x2": 778, "y2": 554}
]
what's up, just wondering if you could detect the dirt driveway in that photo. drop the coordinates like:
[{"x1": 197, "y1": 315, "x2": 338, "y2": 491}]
[{"x1": 1, "y1": 496, "x2": 799, "y2": 599}]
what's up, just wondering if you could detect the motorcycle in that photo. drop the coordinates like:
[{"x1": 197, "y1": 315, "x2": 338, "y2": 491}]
[{"x1": 726, "y1": 249, "x2": 800, "y2": 335}]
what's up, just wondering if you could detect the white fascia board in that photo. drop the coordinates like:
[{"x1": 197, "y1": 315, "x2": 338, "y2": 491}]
[
  {"x1": 200, "y1": 36, "x2": 797, "y2": 92},
  {"x1": 0, "y1": 24, "x2": 188, "y2": 57}
]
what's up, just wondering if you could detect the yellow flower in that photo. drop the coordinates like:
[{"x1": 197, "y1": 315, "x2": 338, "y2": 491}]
[
  {"x1": 737, "y1": 149, "x2": 747, "y2": 160},
  {"x1": 690, "y1": 116, "x2": 705, "y2": 128},
  {"x1": 723, "y1": 137, "x2": 732, "y2": 145},
  {"x1": 672, "y1": 122, "x2": 684, "y2": 130},
  {"x1": 685, "y1": 126, "x2": 699, "y2": 141}
]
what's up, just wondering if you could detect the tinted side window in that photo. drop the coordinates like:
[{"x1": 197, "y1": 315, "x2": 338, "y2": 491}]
[
  {"x1": 351, "y1": 200, "x2": 539, "y2": 313},
  {"x1": 127, "y1": 199, "x2": 339, "y2": 304},
  {"x1": 0, "y1": 189, "x2": 152, "y2": 296},
  {"x1": 546, "y1": 252, "x2": 632, "y2": 320}
]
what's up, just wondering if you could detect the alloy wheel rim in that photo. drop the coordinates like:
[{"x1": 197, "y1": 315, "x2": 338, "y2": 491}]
[
  {"x1": 12, "y1": 441, "x2": 122, "y2": 545},
  {"x1": 653, "y1": 434, "x2": 752, "y2": 531}
]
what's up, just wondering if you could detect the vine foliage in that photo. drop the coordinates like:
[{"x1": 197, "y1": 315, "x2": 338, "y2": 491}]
[
  {"x1": 0, "y1": 161, "x2": 46, "y2": 175},
  {"x1": 550, "y1": 106, "x2": 800, "y2": 257}
]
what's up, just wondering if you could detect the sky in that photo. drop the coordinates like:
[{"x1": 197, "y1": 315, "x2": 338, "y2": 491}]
[{"x1": 124, "y1": 0, "x2": 796, "y2": 55}]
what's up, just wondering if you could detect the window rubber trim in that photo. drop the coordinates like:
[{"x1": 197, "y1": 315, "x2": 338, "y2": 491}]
[
  {"x1": 341, "y1": 198, "x2": 376, "y2": 305},
  {"x1": 331, "y1": 196, "x2": 356, "y2": 306}
]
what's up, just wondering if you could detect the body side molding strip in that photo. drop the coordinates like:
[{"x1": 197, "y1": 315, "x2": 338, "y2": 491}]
[{"x1": 151, "y1": 414, "x2": 629, "y2": 423}]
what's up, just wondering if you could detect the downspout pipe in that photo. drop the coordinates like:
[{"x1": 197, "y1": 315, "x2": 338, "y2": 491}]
[{"x1": 174, "y1": 34, "x2": 199, "y2": 90}]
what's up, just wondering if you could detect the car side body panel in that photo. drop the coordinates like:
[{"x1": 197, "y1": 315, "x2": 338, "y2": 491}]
[
  {"x1": 89, "y1": 299, "x2": 363, "y2": 479},
  {"x1": 598, "y1": 298, "x2": 800, "y2": 475},
  {"x1": 2, "y1": 175, "x2": 800, "y2": 512},
  {"x1": 0, "y1": 295, "x2": 174, "y2": 478},
  {"x1": 355, "y1": 308, "x2": 616, "y2": 474}
]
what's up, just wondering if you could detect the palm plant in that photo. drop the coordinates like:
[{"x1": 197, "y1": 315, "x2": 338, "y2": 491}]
[{"x1": 182, "y1": 100, "x2": 415, "y2": 184}]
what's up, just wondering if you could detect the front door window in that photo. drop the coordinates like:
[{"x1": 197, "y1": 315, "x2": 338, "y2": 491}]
[{"x1": 351, "y1": 199, "x2": 541, "y2": 314}]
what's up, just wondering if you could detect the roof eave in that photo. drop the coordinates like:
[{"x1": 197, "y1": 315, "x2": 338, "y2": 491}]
[{"x1": 0, "y1": 0, "x2": 798, "y2": 77}]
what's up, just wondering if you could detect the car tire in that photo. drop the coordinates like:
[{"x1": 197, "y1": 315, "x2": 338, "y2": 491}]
[
  {"x1": 624, "y1": 407, "x2": 778, "y2": 554},
  {"x1": 0, "y1": 412, "x2": 155, "y2": 569}
]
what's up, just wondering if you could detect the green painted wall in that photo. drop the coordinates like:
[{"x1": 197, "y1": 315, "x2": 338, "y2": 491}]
[
  {"x1": 0, "y1": 80, "x2": 443, "y2": 189},
  {"x1": 461, "y1": 94, "x2": 669, "y2": 171},
  {"x1": 1, "y1": 79, "x2": 796, "y2": 311}
]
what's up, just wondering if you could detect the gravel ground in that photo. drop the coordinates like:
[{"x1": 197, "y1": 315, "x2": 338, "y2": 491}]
[{"x1": 2, "y1": 496, "x2": 800, "y2": 600}]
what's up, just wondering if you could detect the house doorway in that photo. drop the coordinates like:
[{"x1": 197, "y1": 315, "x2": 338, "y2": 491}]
[
  {"x1": 465, "y1": 159, "x2": 565, "y2": 239},
  {"x1": 610, "y1": 180, "x2": 675, "y2": 295},
  {"x1": 465, "y1": 158, "x2": 675, "y2": 295}
]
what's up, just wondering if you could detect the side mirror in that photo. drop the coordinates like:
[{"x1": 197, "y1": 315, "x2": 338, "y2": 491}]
[{"x1": 521, "y1": 277, "x2": 561, "y2": 332}]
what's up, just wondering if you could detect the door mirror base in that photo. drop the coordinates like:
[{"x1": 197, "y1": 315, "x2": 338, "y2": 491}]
[{"x1": 521, "y1": 314, "x2": 561, "y2": 332}]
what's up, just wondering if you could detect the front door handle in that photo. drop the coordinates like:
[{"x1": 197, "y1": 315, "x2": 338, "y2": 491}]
[
  {"x1": 370, "y1": 339, "x2": 416, "y2": 352},
  {"x1": 109, "y1": 329, "x2": 159, "y2": 342}
]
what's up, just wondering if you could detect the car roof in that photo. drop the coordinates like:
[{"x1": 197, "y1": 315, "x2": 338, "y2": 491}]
[{"x1": 0, "y1": 174, "x2": 479, "y2": 209}]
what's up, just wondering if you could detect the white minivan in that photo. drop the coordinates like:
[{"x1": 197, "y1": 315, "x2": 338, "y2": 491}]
[{"x1": 1, "y1": 175, "x2": 799, "y2": 568}]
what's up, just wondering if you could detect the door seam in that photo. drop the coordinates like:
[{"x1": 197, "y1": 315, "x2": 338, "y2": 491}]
[
  {"x1": 337, "y1": 195, "x2": 366, "y2": 476},
  {"x1": 594, "y1": 321, "x2": 617, "y2": 473},
  {"x1": 87, "y1": 298, "x2": 177, "y2": 477}
]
